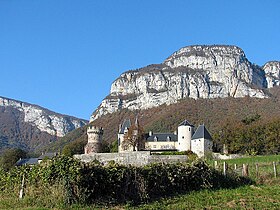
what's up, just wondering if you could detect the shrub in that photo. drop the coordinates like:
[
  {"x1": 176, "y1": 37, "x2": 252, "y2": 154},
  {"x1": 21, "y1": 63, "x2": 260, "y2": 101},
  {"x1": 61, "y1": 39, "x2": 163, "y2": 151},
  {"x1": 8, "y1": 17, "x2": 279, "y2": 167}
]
[{"x1": 0, "y1": 155, "x2": 252, "y2": 206}]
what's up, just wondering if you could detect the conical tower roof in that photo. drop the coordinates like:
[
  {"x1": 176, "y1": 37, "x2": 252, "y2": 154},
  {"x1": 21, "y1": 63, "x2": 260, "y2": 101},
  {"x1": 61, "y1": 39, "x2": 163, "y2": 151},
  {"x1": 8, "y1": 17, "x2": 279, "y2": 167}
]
[
  {"x1": 179, "y1": 119, "x2": 194, "y2": 127},
  {"x1": 119, "y1": 119, "x2": 131, "y2": 134}
]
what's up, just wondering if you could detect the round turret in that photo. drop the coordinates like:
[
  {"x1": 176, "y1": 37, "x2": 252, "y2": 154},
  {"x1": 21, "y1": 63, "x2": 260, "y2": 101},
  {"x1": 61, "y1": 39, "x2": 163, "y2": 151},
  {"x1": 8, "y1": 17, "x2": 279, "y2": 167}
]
[
  {"x1": 177, "y1": 120, "x2": 194, "y2": 151},
  {"x1": 85, "y1": 125, "x2": 104, "y2": 154}
]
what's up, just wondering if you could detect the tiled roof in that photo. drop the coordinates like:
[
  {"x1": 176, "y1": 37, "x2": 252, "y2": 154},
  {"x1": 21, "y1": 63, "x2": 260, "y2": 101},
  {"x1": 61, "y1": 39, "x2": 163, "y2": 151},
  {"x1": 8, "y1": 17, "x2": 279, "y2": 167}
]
[
  {"x1": 16, "y1": 158, "x2": 39, "y2": 166},
  {"x1": 191, "y1": 125, "x2": 212, "y2": 140},
  {"x1": 179, "y1": 119, "x2": 194, "y2": 127},
  {"x1": 146, "y1": 133, "x2": 178, "y2": 142},
  {"x1": 38, "y1": 153, "x2": 57, "y2": 160}
]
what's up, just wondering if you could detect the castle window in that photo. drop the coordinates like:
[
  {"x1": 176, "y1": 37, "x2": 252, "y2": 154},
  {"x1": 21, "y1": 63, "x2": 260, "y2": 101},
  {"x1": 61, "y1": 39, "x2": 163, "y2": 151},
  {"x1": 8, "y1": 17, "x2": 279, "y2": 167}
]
[
  {"x1": 154, "y1": 136, "x2": 158, "y2": 142},
  {"x1": 182, "y1": 136, "x2": 184, "y2": 139},
  {"x1": 189, "y1": 128, "x2": 190, "y2": 131},
  {"x1": 153, "y1": 145, "x2": 156, "y2": 148},
  {"x1": 167, "y1": 136, "x2": 171, "y2": 141}
]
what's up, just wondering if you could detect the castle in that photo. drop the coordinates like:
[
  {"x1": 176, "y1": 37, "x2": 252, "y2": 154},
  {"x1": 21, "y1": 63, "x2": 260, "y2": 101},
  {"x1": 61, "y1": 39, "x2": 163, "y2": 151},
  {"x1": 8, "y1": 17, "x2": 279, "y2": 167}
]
[
  {"x1": 85, "y1": 119, "x2": 213, "y2": 157},
  {"x1": 117, "y1": 119, "x2": 213, "y2": 157}
]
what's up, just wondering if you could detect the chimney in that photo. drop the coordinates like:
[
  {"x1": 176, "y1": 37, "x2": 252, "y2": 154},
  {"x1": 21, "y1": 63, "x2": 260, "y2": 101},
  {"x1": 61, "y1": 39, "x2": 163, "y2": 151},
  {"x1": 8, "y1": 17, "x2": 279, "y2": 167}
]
[
  {"x1": 149, "y1": 131, "x2": 153, "y2": 136},
  {"x1": 118, "y1": 123, "x2": 122, "y2": 133}
]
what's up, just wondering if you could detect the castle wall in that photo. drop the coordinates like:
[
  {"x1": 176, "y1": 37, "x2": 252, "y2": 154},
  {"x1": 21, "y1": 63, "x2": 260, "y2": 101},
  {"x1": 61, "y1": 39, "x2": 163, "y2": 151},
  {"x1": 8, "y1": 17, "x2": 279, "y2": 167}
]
[
  {"x1": 191, "y1": 138, "x2": 204, "y2": 157},
  {"x1": 74, "y1": 151, "x2": 188, "y2": 166},
  {"x1": 85, "y1": 142, "x2": 101, "y2": 154},
  {"x1": 191, "y1": 138, "x2": 213, "y2": 157}
]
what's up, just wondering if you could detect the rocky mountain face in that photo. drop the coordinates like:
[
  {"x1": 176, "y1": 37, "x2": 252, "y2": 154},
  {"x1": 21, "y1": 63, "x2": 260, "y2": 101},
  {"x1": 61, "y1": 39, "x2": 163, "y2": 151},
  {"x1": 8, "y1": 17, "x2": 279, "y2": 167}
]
[
  {"x1": 91, "y1": 45, "x2": 280, "y2": 121},
  {"x1": 263, "y1": 61, "x2": 280, "y2": 88},
  {"x1": 0, "y1": 96, "x2": 88, "y2": 152}
]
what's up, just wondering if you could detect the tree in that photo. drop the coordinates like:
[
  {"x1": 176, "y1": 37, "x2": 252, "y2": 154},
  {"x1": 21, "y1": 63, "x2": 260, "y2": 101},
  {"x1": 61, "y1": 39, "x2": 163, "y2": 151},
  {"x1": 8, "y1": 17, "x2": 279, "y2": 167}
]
[
  {"x1": 0, "y1": 148, "x2": 27, "y2": 171},
  {"x1": 121, "y1": 121, "x2": 145, "y2": 151},
  {"x1": 62, "y1": 139, "x2": 87, "y2": 157},
  {"x1": 109, "y1": 140, "x2": 118, "y2": 153}
]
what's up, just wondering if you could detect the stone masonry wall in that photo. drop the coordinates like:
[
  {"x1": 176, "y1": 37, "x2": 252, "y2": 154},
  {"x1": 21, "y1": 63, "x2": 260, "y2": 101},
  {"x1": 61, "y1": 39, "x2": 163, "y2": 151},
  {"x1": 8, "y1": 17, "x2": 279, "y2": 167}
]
[{"x1": 74, "y1": 151, "x2": 188, "y2": 166}]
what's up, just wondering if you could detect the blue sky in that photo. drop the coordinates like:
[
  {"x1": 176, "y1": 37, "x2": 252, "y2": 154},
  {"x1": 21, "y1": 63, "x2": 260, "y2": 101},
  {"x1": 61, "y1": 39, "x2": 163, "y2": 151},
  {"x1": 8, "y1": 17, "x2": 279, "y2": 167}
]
[{"x1": 0, "y1": 0, "x2": 279, "y2": 120}]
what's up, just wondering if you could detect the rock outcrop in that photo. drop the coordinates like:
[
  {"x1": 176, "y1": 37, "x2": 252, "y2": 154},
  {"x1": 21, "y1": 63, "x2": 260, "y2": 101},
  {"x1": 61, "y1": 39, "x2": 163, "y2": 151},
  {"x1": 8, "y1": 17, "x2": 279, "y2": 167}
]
[
  {"x1": 91, "y1": 45, "x2": 280, "y2": 121},
  {"x1": 263, "y1": 61, "x2": 280, "y2": 88},
  {"x1": 0, "y1": 96, "x2": 87, "y2": 137},
  {"x1": 0, "y1": 96, "x2": 88, "y2": 151}
]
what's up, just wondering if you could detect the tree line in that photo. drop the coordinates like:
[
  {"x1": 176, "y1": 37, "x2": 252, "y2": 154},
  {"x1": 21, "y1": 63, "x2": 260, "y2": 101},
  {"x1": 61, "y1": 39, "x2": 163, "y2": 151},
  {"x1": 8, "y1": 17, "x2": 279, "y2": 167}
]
[{"x1": 213, "y1": 115, "x2": 280, "y2": 155}]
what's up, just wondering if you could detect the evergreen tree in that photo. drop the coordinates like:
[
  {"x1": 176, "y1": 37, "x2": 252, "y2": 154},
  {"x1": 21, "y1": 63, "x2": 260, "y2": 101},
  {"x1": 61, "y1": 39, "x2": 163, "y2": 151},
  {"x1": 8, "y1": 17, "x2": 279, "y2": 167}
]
[{"x1": 0, "y1": 148, "x2": 27, "y2": 171}]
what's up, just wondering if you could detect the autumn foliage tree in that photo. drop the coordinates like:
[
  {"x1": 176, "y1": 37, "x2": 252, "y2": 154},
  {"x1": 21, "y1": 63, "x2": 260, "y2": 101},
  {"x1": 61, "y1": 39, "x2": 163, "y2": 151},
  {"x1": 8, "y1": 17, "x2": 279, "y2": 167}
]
[{"x1": 121, "y1": 120, "x2": 145, "y2": 151}]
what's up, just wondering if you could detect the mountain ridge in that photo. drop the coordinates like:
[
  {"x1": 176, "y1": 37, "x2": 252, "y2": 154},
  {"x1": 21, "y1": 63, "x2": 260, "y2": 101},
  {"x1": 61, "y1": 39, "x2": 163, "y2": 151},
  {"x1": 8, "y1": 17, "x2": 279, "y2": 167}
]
[
  {"x1": 91, "y1": 45, "x2": 280, "y2": 121},
  {"x1": 0, "y1": 96, "x2": 88, "y2": 153},
  {"x1": 0, "y1": 95, "x2": 86, "y2": 120}
]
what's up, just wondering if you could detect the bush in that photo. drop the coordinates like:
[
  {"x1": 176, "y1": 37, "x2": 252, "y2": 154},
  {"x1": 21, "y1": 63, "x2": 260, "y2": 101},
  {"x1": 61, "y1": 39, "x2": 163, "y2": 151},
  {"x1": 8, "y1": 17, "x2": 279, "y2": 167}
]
[
  {"x1": 154, "y1": 150, "x2": 198, "y2": 162},
  {"x1": 0, "y1": 156, "x2": 252, "y2": 206}
]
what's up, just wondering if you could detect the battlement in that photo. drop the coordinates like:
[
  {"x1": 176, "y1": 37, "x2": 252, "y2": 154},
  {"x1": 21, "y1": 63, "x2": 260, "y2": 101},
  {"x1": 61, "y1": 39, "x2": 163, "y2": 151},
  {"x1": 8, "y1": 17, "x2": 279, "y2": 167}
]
[
  {"x1": 86, "y1": 125, "x2": 104, "y2": 154},
  {"x1": 87, "y1": 125, "x2": 104, "y2": 135}
]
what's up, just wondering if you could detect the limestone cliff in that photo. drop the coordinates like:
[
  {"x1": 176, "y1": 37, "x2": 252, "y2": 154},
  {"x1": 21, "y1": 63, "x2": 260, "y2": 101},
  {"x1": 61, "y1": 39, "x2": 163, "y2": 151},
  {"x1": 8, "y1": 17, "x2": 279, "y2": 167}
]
[
  {"x1": 0, "y1": 96, "x2": 88, "y2": 151},
  {"x1": 263, "y1": 61, "x2": 280, "y2": 88},
  {"x1": 91, "y1": 45, "x2": 280, "y2": 121}
]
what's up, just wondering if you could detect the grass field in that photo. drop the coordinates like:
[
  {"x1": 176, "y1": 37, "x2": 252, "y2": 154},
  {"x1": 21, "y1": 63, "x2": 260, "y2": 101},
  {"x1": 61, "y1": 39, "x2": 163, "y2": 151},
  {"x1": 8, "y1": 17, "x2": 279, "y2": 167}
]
[
  {"x1": 1, "y1": 182, "x2": 280, "y2": 209},
  {"x1": 210, "y1": 155, "x2": 280, "y2": 181},
  {"x1": 132, "y1": 183, "x2": 280, "y2": 210},
  {"x1": 213, "y1": 154, "x2": 280, "y2": 165}
]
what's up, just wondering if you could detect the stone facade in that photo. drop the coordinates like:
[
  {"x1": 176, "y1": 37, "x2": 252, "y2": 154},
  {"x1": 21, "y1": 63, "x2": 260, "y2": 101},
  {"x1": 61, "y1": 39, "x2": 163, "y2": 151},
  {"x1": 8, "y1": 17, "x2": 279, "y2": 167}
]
[
  {"x1": 191, "y1": 138, "x2": 213, "y2": 157},
  {"x1": 145, "y1": 140, "x2": 178, "y2": 151}
]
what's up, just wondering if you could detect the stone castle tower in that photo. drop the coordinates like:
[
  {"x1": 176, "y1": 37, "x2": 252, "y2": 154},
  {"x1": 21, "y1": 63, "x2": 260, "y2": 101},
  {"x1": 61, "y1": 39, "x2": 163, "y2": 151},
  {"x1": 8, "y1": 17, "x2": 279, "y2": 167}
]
[
  {"x1": 85, "y1": 125, "x2": 103, "y2": 154},
  {"x1": 177, "y1": 120, "x2": 194, "y2": 152}
]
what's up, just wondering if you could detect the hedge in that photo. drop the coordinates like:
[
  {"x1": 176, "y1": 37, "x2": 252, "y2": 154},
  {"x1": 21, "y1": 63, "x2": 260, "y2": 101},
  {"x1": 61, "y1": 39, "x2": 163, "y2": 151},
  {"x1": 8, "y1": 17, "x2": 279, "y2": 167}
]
[{"x1": 0, "y1": 156, "x2": 252, "y2": 205}]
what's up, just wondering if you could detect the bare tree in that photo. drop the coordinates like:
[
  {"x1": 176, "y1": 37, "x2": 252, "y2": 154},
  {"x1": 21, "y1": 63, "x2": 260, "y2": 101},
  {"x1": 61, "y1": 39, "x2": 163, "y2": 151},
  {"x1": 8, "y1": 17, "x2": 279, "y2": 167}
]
[{"x1": 121, "y1": 118, "x2": 145, "y2": 151}]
